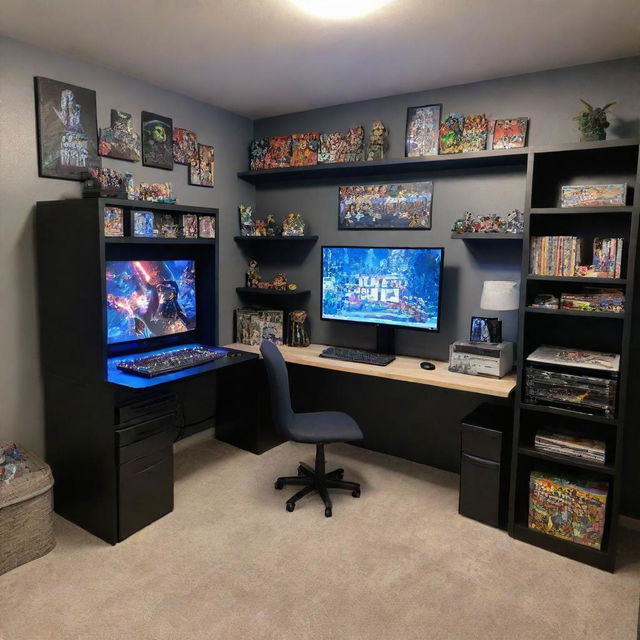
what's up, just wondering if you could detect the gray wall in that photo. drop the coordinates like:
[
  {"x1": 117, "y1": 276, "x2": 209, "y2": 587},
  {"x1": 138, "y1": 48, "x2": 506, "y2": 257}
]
[
  {"x1": 0, "y1": 36, "x2": 255, "y2": 454},
  {"x1": 253, "y1": 57, "x2": 640, "y2": 360}
]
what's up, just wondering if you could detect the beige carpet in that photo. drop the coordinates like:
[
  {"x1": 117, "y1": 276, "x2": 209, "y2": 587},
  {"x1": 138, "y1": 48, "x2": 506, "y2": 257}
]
[{"x1": 1, "y1": 436, "x2": 639, "y2": 640}]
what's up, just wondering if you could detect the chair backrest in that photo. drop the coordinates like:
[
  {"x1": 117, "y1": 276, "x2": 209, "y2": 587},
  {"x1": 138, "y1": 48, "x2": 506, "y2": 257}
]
[{"x1": 260, "y1": 340, "x2": 295, "y2": 437}]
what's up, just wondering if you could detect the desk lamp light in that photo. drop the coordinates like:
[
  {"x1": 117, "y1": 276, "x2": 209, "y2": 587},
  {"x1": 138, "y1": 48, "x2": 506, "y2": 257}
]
[{"x1": 479, "y1": 281, "x2": 519, "y2": 343}]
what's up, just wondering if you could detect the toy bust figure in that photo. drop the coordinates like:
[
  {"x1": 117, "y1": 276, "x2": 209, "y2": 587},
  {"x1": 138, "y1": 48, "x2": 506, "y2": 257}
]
[
  {"x1": 282, "y1": 213, "x2": 305, "y2": 236},
  {"x1": 239, "y1": 205, "x2": 255, "y2": 236},
  {"x1": 272, "y1": 273, "x2": 288, "y2": 291},
  {"x1": 266, "y1": 215, "x2": 276, "y2": 236},
  {"x1": 254, "y1": 219, "x2": 267, "y2": 236},
  {"x1": 287, "y1": 310, "x2": 310, "y2": 347},
  {"x1": 246, "y1": 259, "x2": 261, "y2": 288},
  {"x1": 366, "y1": 120, "x2": 387, "y2": 161}
]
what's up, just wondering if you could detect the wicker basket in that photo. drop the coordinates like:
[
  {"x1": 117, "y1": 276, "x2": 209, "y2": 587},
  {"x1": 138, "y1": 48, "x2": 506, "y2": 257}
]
[{"x1": 0, "y1": 445, "x2": 55, "y2": 576}]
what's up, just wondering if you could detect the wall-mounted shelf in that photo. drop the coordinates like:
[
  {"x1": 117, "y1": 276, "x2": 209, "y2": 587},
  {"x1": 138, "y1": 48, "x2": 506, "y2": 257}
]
[
  {"x1": 238, "y1": 147, "x2": 529, "y2": 185},
  {"x1": 451, "y1": 233, "x2": 523, "y2": 240},
  {"x1": 236, "y1": 287, "x2": 310, "y2": 296},
  {"x1": 234, "y1": 235, "x2": 318, "y2": 242},
  {"x1": 525, "y1": 307, "x2": 625, "y2": 320}
]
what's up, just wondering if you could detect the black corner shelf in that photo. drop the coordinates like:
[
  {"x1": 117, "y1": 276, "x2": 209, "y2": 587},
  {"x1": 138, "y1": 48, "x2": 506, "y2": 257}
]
[
  {"x1": 104, "y1": 236, "x2": 216, "y2": 245},
  {"x1": 527, "y1": 275, "x2": 627, "y2": 285},
  {"x1": 530, "y1": 206, "x2": 633, "y2": 215},
  {"x1": 525, "y1": 307, "x2": 625, "y2": 320},
  {"x1": 236, "y1": 287, "x2": 310, "y2": 296},
  {"x1": 518, "y1": 445, "x2": 615, "y2": 475},
  {"x1": 450, "y1": 233, "x2": 523, "y2": 240},
  {"x1": 520, "y1": 402, "x2": 618, "y2": 426},
  {"x1": 238, "y1": 147, "x2": 529, "y2": 185},
  {"x1": 233, "y1": 235, "x2": 318, "y2": 242}
]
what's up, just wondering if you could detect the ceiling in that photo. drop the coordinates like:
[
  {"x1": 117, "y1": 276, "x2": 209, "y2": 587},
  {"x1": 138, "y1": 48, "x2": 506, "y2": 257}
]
[{"x1": 1, "y1": 0, "x2": 639, "y2": 119}]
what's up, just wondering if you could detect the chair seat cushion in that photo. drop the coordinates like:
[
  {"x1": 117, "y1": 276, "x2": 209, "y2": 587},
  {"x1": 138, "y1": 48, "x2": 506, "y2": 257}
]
[{"x1": 290, "y1": 411, "x2": 363, "y2": 444}]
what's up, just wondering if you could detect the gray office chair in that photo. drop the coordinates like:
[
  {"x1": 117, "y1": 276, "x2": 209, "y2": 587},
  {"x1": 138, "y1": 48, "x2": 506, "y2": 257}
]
[{"x1": 260, "y1": 340, "x2": 363, "y2": 517}]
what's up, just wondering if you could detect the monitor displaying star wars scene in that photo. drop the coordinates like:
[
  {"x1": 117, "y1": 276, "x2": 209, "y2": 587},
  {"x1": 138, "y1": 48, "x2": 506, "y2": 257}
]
[
  {"x1": 321, "y1": 246, "x2": 443, "y2": 331},
  {"x1": 106, "y1": 260, "x2": 196, "y2": 344}
]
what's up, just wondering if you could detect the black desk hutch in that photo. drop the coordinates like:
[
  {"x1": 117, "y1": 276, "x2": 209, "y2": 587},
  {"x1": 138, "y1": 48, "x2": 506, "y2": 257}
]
[{"x1": 35, "y1": 198, "x2": 275, "y2": 544}]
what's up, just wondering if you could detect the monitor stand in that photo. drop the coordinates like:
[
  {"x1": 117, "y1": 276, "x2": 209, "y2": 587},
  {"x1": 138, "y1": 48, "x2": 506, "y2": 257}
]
[{"x1": 376, "y1": 325, "x2": 395, "y2": 355}]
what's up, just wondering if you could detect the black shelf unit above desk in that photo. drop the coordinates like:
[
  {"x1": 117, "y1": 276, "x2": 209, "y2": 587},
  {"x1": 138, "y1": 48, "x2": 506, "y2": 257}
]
[
  {"x1": 234, "y1": 235, "x2": 318, "y2": 242},
  {"x1": 450, "y1": 233, "x2": 524, "y2": 240},
  {"x1": 508, "y1": 138, "x2": 640, "y2": 572},
  {"x1": 236, "y1": 287, "x2": 310, "y2": 296}
]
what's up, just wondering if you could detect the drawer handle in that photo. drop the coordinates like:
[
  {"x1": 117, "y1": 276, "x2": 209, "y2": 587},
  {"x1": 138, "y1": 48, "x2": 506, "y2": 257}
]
[{"x1": 463, "y1": 453, "x2": 500, "y2": 469}]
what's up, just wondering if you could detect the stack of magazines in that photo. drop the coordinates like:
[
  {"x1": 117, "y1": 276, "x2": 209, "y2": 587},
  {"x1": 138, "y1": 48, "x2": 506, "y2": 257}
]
[
  {"x1": 529, "y1": 236, "x2": 582, "y2": 276},
  {"x1": 534, "y1": 430, "x2": 605, "y2": 464},
  {"x1": 591, "y1": 237, "x2": 623, "y2": 278}
]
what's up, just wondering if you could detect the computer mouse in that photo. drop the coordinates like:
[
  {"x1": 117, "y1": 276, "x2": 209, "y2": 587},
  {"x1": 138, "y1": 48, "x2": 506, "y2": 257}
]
[{"x1": 420, "y1": 361, "x2": 436, "y2": 370}]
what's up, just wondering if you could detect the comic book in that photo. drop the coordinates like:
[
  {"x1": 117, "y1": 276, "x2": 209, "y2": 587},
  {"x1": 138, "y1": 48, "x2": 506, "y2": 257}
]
[
  {"x1": 291, "y1": 133, "x2": 319, "y2": 166},
  {"x1": 528, "y1": 471, "x2": 608, "y2": 549}
]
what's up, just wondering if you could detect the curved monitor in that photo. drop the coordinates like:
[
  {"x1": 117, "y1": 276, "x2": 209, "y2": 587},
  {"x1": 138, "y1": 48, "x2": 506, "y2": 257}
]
[{"x1": 321, "y1": 246, "x2": 443, "y2": 332}]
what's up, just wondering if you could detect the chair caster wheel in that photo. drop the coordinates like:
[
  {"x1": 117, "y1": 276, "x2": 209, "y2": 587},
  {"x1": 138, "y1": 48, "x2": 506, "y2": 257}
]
[
  {"x1": 286, "y1": 502, "x2": 295, "y2": 512},
  {"x1": 275, "y1": 480, "x2": 283, "y2": 490},
  {"x1": 336, "y1": 472, "x2": 344, "y2": 480},
  {"x1": 325, "y1": 507, "x2": 332, "y2": 518},
  {"x1": 297, "y1": 466, "x2": 305, "y2": 476},
  {"x1": 352, "y1": 489, "x2": 361, "y2": 498}
]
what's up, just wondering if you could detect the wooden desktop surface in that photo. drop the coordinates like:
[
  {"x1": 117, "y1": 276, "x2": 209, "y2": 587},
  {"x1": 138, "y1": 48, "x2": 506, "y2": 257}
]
[{"x1": 225, "y1": 343, "x2": 517, "y2": 398}]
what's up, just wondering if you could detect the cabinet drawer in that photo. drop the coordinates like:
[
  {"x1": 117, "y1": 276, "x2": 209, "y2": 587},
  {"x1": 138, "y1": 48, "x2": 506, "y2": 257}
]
[
  {"x1": 459, "y1": 453, "x2": 501, "y2": 527},
  {"x1": 118, "y1": 446, "x2": 173, "y2": 541},
  {"x1": 461, "y1": 424, "x2": 503, "y2": 462},
  {"x1": 116, "y1": 413, "x2": 176, "y2": 448},
  {"x1": 118, "y1": 428, "x2": 176, "y2": 465}
]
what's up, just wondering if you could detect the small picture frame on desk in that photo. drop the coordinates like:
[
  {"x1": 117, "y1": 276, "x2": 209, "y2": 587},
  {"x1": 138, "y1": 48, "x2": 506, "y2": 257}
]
[{"x1": 470, "y1": 316, "x2": 501, "y2": 343}]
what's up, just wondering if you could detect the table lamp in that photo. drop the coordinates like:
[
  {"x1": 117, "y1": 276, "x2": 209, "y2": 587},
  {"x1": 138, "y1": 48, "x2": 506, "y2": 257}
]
[{"x1": 479, "y1": 280, "x2": 519, "y2": 343}]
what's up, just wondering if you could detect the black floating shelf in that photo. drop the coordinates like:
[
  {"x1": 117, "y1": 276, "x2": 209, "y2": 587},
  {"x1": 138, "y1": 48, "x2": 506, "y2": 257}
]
[
  {"x1": 451, "y1": 233, "x2": 523, "y2": 240},
  {"x1": 238, "y1": 148, "x2": 528, "y2": 184},
  {"x1": 529, "y1": 206, "x2": 633, "y2": 215},
  {"x1": 234, "y1": 235, "x2": 318, "y2": 242},
  {"x1": 527, "y1": 275, "x2": 627, "y2": 285},
  {"x1": 518, "y1": 446, "x2": 615, "y2": 475},
  {"x1": 512, "y1": 524, "x2": 611, "y2": 571},
  {"x1": 525, "y1": 307, "x2": 625, "y2": 319},
  {"x1": 236, "y1": 287, "x2": 310, "y2": 296},
  {"x1": 520, "y1": 402, "x2": 618, "y2": 426},
  {"x1": 104, "y1": 236, "x2": 215, "y2": 244}
]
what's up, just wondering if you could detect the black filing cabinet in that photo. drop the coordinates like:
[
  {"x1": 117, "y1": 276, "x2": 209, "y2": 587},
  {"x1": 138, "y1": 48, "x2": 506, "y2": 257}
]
[
  {"x1": 116, "y1": 395, "x2": 179, "y2": 541},
  {"x1": 459, "y1": 403, "x2": 512, "y2": 529}
]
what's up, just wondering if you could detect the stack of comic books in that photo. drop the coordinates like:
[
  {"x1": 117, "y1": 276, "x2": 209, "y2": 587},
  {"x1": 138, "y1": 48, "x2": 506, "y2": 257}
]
[
  {"x1": 235, "y1": 309, "x2": 283, "y2": 346},
  {"x1": 534, "y1": 430, "x2": 606, "y2": 464},
  {"x1": 529, "y1": 236, "x2": 582, "y2": 276},
  {"x1": 528, "y1": 470, "x2": 608, "y2": 549},
  {"x1": 560, "y1": 288, "x2": 625, "y2": 313}
]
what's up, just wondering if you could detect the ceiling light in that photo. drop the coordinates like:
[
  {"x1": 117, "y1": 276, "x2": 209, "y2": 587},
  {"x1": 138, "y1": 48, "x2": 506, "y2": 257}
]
[{"x1": 290, "y1": 0, "x2": 394, "y2": 20}]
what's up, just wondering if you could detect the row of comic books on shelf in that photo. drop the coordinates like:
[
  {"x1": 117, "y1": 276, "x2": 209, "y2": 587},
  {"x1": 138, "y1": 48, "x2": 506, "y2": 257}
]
[
  {"x1": 534, "y1": 430, "x2": 606, "y2": 463},
  {"x1": 529, "y1": 236, "x2": 582, "y2": 276},
  {"x1": 529, "y1": 236, "x2": 624, "y2": 278}
]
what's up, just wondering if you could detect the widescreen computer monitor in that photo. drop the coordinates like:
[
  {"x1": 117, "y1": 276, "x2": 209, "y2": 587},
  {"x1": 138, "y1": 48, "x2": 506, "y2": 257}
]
[
  {"x1": 321, "y1": 246, "x2": 443, "y2": 332},
  {"x1": 106, "y1": 260, "x2": 196, "y2": 344}
]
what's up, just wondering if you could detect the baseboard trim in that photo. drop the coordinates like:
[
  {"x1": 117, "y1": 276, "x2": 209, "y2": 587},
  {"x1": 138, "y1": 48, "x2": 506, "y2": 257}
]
[
  {"x1": 620, "y1": 515, "x2": 640, "y2": 532},
  {"x1": 173, "y1": 427, "x2": 214, "y2": 453}
]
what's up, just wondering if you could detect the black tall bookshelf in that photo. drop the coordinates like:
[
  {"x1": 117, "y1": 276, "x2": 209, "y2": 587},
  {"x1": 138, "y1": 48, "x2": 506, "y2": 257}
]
[{"x1": 508, "y1": 138, "x2": 640, "y2": 572}]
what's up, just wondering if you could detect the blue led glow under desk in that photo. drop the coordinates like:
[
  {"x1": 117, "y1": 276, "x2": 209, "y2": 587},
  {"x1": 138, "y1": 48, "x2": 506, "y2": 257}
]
[{"x1": 106, "y1": 343, "x2": 258, "y2": 389}]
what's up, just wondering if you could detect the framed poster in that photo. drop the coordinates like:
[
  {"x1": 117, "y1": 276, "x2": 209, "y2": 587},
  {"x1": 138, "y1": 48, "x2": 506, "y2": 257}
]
[
  {"x1": 35, "y1": 76, "x2": 100, "y2": 180},
  {"x1": 338, "y1": 182, "x2": 433, "y2": 230},
  {"x1": 189, "y1": 143, "x2": 215, "y2": 188},
  {"x1": 141, "y1": 111, "x2": 173, "y2": 170},
  {"x1": 405, "y1": 104, "x2": 441, "y2": 157}
]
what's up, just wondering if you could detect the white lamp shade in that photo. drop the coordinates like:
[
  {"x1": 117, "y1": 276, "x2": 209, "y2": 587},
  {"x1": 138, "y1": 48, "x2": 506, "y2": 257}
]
[{"x1": 480, "y1": 280, "x2": 519, "y2": 311}]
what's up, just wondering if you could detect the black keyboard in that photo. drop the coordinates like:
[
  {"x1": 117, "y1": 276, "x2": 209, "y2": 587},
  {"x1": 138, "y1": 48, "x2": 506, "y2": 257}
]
[
  {"x1": 116, "y1": 346, "x2": 227, "y2": 377},
  {"x1": 319, "y1": 346, "x2": 395, "y2": 367}
]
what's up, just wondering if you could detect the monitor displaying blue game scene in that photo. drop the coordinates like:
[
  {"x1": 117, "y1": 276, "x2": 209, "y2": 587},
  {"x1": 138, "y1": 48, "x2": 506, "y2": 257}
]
[
  {"x1": 321, "y1": 246, "x2": 443, "y2": 331},
  {"x1": 106, "y1": 260, "x2": 196, "y2": 344}
]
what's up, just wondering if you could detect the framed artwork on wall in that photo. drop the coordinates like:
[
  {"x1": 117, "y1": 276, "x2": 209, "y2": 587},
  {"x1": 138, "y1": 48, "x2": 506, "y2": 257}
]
[
  {"x1": 173, "y1": 127, "x2": 198, "y2": 165},
  {"x1": 99, "y1": 109, "x2": 140, "y2": 162},
  {"x1": 141, "y1": 111, "x2": 173, "y2": 170},
  {"x1": 189, "y1": 143, "x2": 215, "y2": 187},
  {"x1": 338, "y1": 182, "x2": 433, "y2": 230},
  {"x1": 405, "y1": 104, "x2": 441, "y2": 157},
  {"x1": 492, "y1": 118, "x2": 529, "y2": 149},
  {"x1": 34, "y1": 76, "x2": 100, "y2": 180}
]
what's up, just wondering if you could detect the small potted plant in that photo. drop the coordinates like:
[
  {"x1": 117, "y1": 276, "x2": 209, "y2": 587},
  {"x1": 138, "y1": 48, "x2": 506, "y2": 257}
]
[{"x1": 573, "y1": 99, "x2": 616, "y2": 142}]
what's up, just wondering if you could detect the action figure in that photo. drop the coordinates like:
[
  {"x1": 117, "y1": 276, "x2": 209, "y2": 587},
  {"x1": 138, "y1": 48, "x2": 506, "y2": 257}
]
[
  {"x1": 366, "y1": 120, "x2": 387, "y2": 161},
  {"x1": 246, "y1": 259, "x2": 261, "y2": 288}
]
